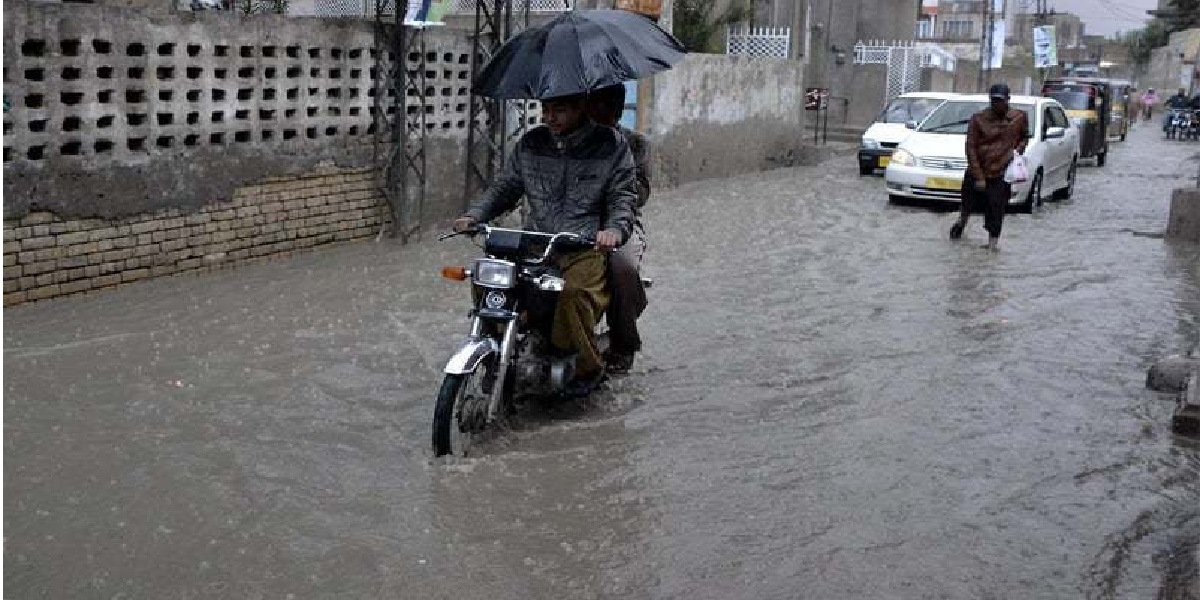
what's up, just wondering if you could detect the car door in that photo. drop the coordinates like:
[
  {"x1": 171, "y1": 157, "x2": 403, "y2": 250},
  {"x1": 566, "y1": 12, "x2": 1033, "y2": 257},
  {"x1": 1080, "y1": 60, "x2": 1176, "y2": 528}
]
[
  {"x1": 1041, "y1": 103, "x2": 1068, "y2": 189},
  {"x1": 1049, "y1": 104, "x2": 1074, "y2": 188}
]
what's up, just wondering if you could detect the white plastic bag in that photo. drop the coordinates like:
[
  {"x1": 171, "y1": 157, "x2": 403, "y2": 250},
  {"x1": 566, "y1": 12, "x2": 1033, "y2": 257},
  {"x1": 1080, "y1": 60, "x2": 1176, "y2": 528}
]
[{"x1": 1004, "y1": 151, "x2": 1028, "y2": 184}]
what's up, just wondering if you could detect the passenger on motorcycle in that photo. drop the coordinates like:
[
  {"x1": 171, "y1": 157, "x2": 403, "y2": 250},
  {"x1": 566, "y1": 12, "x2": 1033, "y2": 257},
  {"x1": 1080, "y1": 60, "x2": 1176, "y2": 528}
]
[
  {"x1": 586, "y1": 84, "x2": 649, "y2": 375},
  {"x1": 453, "y1": 93, "x2": 639, "y2": 394}
]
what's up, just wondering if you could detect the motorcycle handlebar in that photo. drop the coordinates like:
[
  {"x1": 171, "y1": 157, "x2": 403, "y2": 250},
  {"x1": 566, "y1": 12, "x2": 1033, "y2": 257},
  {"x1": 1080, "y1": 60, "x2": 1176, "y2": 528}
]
[{"x1": 439, "y1": 224, "x2": 600, "y2": 258}]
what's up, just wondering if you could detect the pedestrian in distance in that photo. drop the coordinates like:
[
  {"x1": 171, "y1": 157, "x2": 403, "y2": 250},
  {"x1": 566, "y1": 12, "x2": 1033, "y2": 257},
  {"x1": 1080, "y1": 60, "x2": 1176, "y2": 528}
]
[
  {"x1": 1142, "y1": 88, "x2": 1160, "y2": 121},
  {"x1": 949, "y1": 83, "x2": 1029, "y2": 252}
]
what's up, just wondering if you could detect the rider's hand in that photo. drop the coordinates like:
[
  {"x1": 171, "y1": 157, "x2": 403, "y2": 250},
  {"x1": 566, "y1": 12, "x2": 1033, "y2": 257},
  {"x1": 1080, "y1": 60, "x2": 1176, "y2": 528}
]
[
  {"x1": 453, "y1": 216, "x2": 477, "y2": 233},
  {"x1": 595, "y1": 229, "x2": 621, "y2": 252},
  {"x1": 973, "y1": 179, "x2": 987, "y2": 192}
]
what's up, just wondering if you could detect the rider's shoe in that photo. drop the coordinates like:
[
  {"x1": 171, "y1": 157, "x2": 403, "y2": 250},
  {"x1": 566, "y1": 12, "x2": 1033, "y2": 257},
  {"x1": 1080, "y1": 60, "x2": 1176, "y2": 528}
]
[
  {"x1": 604, "y1": 350, "x2": 636, "y2": 375},
  {"x1": 563, "y1": 371, "x2": 606, "y2": 399}
]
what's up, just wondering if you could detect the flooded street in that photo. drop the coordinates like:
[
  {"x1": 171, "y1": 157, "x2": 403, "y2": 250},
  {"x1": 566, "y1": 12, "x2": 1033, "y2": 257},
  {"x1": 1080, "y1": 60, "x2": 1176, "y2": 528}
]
[{"x1": 6, "y1": 124, "x2": 1200, "y2": 599}]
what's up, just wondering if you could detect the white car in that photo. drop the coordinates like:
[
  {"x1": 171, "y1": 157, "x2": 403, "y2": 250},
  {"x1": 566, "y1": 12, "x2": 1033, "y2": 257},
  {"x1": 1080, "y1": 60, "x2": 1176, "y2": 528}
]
[
  {"x1": 884, "y1": 94, "x2": 1080, "y2": 212},
  {"x1": 859, "y1": 92, "x2": 958, "y2": 176}
]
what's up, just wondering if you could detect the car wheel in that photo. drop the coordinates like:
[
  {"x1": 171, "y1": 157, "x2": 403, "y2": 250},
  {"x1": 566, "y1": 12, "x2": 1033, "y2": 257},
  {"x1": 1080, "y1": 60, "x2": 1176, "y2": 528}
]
[
  {"x1": 1022, "y1": 170, "x2": 1043, "y2": 214},
  {"x1": 859, "y1": 164, "x2": 874, "y2": 176},
  {"x1": 1052, "y1": 160, "x2": 1076, "y2": 201},
  {"x1": 1096, "y1": 151, "x2": 1106, "y2": 167}
]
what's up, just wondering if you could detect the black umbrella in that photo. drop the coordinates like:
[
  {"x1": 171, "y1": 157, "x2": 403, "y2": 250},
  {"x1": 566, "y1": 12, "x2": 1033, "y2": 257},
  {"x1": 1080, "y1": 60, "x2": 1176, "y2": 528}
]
[{"x1": 473, "y1": 9, "x2": 687, "y2": 100}]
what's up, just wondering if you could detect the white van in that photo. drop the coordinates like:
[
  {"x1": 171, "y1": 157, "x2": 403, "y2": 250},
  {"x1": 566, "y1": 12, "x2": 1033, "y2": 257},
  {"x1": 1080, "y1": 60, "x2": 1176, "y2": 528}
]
[{"x1": 858, "y1": 92, "x2": 958, "y2": 176}]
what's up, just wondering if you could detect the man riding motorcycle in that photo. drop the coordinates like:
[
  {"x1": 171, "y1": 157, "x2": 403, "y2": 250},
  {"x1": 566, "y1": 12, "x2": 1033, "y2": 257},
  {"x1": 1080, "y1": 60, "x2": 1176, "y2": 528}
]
[
  {"x1": 453, "y1": 93, "x2": 639, "y2": 396},
  {"x1": 1164, "y1": 88, "x2": 1191, "y2": 131}
]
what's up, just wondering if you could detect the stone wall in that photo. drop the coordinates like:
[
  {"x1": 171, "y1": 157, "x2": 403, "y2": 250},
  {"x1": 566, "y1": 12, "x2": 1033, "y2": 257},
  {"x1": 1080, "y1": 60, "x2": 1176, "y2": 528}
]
[{"x1": 4, "y1": 166, "x2": 384, "y2": 306}]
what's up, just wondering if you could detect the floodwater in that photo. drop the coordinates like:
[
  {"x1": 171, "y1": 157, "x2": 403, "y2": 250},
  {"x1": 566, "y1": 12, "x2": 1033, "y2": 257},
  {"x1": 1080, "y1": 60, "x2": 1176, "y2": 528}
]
[{"x1": 5, "y1": 124, "x2": 1200, "y2": 599}]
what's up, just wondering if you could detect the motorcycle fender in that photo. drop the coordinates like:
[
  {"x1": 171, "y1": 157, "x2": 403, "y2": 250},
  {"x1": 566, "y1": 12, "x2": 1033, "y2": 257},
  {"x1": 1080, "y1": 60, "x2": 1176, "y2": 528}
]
[{"x1": 444, "y1": 338, "x2": 499, "y2": 375}]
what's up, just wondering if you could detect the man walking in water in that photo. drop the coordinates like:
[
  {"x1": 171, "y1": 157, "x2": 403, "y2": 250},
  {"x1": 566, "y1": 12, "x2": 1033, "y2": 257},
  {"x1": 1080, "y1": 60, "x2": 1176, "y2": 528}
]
[{"x1": 950, "y1": 83, "x2": 1029, "y2": 251}]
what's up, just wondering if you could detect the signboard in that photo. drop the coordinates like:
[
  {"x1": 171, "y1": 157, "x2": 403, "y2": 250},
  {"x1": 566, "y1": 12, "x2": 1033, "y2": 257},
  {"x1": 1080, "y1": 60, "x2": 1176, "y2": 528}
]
[
  {"x1": 1033, "y1": 25, "x2": 1058, "y2": 68},
  {"x1": 404, "y1": 0, "x2": 451, "y2": 25},
  {"x1": 805, "y1": 87, "x2": 828, "y2": 111},
  {"x1": 988, "y1": 20, "x2": 1006, "y2": 70}
]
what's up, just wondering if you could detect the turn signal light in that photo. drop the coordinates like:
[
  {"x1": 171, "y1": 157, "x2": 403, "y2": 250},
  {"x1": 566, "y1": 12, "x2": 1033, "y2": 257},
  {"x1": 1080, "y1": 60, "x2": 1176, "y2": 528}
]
[{"x1": 441, "y1": 266, "x2": 468, "y2": 281}]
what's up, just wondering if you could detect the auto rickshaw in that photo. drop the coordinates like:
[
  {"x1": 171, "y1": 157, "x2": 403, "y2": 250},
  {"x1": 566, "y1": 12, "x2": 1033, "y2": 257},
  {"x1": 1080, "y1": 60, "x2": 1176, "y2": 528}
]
[{"x1": 1042, "y1": 77, "x2": 1111, "y2": 166}]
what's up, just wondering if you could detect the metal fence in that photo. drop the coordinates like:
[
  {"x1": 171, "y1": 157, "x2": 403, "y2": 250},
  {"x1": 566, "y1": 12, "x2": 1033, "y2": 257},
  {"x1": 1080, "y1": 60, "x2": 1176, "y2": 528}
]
[
  {"x1": 726, "y1": 24, "x2": 791, "y2": 59},
  {"x1": 307, "y1": 0, "x2": 566, "y2": 17}
]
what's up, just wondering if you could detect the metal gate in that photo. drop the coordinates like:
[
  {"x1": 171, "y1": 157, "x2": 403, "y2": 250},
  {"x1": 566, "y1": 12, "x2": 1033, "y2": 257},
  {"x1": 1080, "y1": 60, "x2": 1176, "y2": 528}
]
[
  {"x1": 854, "y1": 40, "x2": 956, "y2": 103},
  {"x1": 854, "y1": 40, "x2": 922, "y2": 102}
]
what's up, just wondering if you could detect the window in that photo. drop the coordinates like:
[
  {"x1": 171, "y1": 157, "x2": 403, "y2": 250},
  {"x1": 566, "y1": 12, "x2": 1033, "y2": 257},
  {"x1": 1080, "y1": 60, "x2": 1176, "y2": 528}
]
[
  {"x1": 1050, "y1": 107, "x2": 1070, "y2": 129},
  {"x1": 942, "y1": 20, "x2": 975, "y2": 39}
]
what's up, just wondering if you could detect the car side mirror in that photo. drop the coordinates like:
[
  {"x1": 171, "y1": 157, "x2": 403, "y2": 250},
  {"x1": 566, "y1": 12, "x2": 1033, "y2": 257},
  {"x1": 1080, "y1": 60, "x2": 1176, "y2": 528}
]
[
  {"x1": 905, "y1": 120, "x2": 918, "y2": 130},
  {"x1": 1045, "y1": 126, "x2": 1067, "y2": 139}
]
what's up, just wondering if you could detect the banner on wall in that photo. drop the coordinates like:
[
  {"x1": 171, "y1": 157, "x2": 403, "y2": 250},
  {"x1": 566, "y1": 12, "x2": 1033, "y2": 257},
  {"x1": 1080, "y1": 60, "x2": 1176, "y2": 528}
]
[
  {"x1": 1033, "y1": 25, "x2": 1058, "y2": 68},
  {"x1": 988, "y1": 19, "x2": 1006, "y2": 70},
  {"x1": 404, "y1": 0, "x2": 451, "y2": 25}
]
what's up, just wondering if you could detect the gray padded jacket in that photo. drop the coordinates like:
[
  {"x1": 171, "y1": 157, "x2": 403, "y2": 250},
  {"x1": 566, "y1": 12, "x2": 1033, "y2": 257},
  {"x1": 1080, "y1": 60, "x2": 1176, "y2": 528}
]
[{"x1": 464, "y1": 121, "x2": 639, "y2": 243}]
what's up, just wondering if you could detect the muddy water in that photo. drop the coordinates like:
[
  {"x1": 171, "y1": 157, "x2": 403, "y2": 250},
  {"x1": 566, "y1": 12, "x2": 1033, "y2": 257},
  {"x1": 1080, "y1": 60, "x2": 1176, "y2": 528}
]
[{"x1": 5, "y1": 125, "x2": 1199, "y2": 599}]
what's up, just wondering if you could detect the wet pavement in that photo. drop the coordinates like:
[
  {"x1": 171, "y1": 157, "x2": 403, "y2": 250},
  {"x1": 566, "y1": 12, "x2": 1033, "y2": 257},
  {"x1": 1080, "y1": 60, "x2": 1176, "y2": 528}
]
[{"x1": 6, "y1": 123, "x2": 1200, "y2": 599}]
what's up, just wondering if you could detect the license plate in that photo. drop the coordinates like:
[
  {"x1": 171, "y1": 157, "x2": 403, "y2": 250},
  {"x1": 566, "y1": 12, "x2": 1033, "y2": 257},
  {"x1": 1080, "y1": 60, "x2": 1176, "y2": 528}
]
[
  {"x1": 925, "y1": 177, "x2": 961, "y2": 190},
  {"x1": 878, "y1": 156, "x2": 890, "y2": 167}
]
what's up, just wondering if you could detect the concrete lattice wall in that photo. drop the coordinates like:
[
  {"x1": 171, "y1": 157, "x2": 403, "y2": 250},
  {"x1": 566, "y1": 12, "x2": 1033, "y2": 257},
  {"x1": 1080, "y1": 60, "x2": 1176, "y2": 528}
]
[{"x1": 1, "y1": 1, "x2": 492, "y2": 220}]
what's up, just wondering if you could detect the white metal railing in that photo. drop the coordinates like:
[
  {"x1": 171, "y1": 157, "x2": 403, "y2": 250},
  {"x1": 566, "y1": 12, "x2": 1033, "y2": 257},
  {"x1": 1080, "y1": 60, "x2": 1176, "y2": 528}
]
[
  {"x1": 854, "y1": 40, "x2": 957, "y2": 73},
  {"x1": 306, "y1": 0, "x2": 567, "y2": 18},
  {"x1": 727, "y1": 24, "x2": 791, "y2": 59},
  {"x1": 448, "y1": 0, "x2": 569, "y2": 13}
]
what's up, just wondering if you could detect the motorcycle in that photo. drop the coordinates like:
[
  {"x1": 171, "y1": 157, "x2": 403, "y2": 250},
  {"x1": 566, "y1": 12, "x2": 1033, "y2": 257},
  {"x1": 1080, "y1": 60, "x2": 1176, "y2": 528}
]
[
  {"x1": 1187, "y1": 110, "x2": 1200, "y2": 141},
  {"x1": 1166, "y1": 109, "x2": 1190, "y2": 140},
  {"x1": 432, "y1": 224, "x2": 642, "y2": 457}
]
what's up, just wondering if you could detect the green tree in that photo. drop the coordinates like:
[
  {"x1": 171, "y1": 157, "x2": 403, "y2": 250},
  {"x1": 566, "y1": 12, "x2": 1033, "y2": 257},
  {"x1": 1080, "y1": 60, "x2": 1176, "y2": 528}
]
[
  {"x1": 673, "y1": 0, "x2": 752, "y2": 53},
  {"x1": 1167, "y1": 0, "x2": 1200, "y2": 31},
  {"x1": 1125, "y1": 19, "x2": 1171, "y2": 66}
]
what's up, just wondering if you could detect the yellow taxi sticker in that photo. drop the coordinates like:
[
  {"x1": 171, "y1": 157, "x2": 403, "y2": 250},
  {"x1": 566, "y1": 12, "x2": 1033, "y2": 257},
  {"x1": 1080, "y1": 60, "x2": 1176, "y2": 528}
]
[
  {"x1": 878, "y1": 156, "x2": 890, "y2": 167},
  {"x1": 925, "y1": 177, "x2": 961, "y2": 190}
]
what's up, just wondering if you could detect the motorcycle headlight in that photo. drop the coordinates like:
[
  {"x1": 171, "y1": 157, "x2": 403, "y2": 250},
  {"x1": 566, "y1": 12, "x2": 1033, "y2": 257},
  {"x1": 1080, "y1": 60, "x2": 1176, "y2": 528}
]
[
  {"x1": 890, "y1": 149, "x2": 917, "y2": 167},
  {"x1": 473, "y1": 259, "x2": 516, "y2": 289},
  {"x1": 861, "y1": 138, "x2": 881, "y2": 150}
]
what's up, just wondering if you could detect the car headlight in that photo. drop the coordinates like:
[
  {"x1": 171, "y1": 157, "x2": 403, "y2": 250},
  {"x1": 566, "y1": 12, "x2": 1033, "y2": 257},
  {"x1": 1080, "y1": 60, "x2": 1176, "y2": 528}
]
[
  {"x1": 473, "y1": 259, "x2": 516, "y2": 289},
  {"x1": 862, "y1": 138, "x2": 881, "y2": 150},
  {"x1": 890, "y1": 149, "x2": 917, "y2": 167}
]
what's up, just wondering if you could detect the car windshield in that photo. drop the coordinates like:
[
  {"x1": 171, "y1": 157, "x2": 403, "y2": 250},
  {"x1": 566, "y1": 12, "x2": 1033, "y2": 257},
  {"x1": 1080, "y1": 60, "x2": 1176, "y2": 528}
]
[
  {"x1": 877, "y1": 97, "x2": 945, "y2": 124},
  {"x1": 917, "y1": 101, "x2": 1034, "y2": 136},
  {"x1": 1046, "y1": 91, "x2": 1094, "y2": 110}
]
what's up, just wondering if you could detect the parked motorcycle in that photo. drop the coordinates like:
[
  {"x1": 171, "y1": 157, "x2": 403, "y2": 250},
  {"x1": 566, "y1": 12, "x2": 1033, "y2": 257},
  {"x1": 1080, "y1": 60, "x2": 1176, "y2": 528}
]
[{"x1": 432, "y1": 224, "x2": 629, "y2": 457}]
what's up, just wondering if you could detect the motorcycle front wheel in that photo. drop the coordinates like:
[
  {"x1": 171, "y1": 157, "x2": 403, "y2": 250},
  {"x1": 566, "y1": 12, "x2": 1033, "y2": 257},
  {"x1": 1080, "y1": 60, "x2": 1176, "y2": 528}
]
[{"x1": 432, "y1": 368, "x2": 489, "y2": 457}]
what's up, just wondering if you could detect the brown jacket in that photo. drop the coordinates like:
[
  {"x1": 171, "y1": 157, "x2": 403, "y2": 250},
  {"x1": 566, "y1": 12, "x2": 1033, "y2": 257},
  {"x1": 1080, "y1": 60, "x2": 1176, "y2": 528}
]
[{"x1": 966, "y1": 108, "x2": 1029, "y2": 181}]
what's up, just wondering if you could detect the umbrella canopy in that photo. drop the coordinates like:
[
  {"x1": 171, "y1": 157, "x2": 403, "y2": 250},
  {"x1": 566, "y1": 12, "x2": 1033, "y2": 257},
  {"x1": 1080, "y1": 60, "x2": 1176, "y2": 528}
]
[{"x1": 473, "y1": 9, "x2": 687, "y2": 100}]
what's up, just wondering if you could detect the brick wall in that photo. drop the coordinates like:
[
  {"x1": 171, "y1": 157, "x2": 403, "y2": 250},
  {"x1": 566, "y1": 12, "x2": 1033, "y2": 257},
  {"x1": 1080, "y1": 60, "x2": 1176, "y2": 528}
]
[{"x1": 3, "y1": 166, "x2": 385, "y2": 306}]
